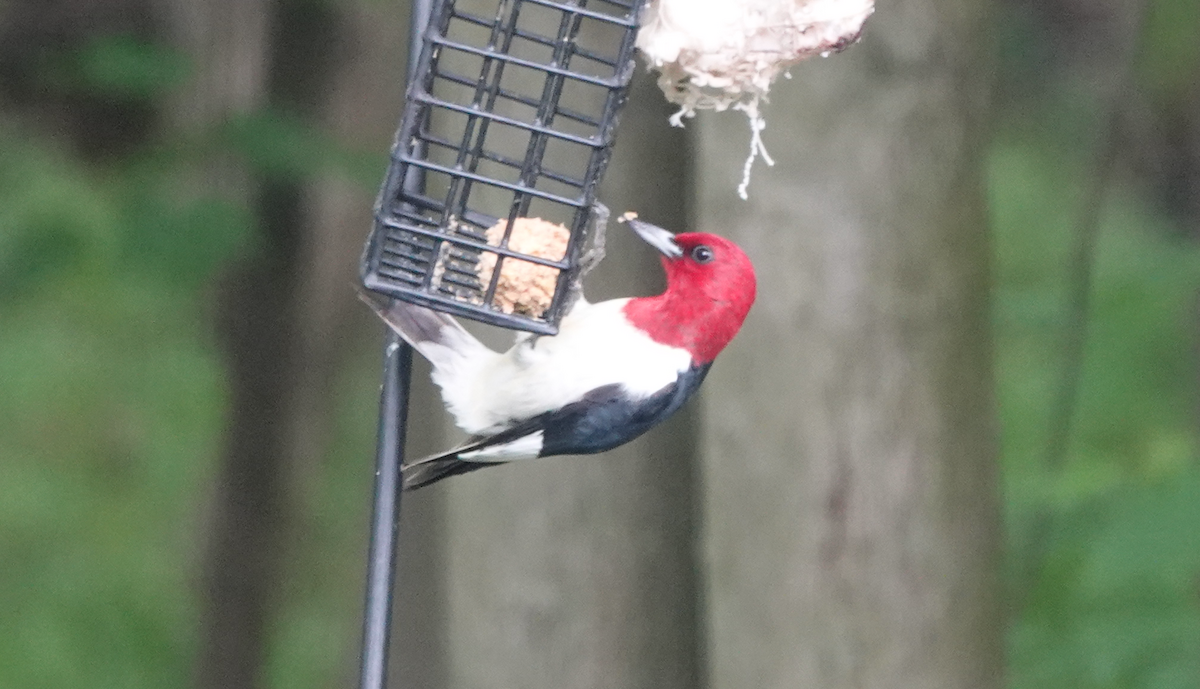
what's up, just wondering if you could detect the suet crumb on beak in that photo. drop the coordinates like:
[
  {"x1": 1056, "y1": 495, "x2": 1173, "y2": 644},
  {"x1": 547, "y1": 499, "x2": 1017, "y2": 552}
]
[{"x1": 476, "y1": 217, "x2": 570, "y2": 318}]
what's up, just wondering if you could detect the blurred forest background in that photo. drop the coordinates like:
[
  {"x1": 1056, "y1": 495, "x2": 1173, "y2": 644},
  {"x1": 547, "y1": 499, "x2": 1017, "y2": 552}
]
[{"x1": 1, "y1": 0, "x2": 1199, "y2": 688}]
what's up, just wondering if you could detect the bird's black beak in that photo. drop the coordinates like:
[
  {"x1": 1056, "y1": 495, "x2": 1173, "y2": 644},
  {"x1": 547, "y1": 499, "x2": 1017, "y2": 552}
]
[{"x1": 623, "y1": 215, "x2": 683, "y2": 258}]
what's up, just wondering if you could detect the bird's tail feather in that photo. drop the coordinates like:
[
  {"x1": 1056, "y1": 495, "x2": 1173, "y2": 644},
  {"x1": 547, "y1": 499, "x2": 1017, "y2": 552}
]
[
  {"x1": 357, "y1": 288, "x2": 487, "y2": 365},
  {"x1": 402, "y1": 450, "x2": 500, "y2": 490}
]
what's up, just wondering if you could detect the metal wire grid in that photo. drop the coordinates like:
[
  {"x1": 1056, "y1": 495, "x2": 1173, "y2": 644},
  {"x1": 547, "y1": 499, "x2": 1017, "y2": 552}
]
[{"x1": 362, "y1": 0, "x2": 645, "y2": 334}]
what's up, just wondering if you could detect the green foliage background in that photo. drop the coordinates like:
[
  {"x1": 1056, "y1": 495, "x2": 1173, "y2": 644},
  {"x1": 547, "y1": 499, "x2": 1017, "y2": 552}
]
[{"x1": 1, "y1": 1, "x2": 1199, "y2": 687}]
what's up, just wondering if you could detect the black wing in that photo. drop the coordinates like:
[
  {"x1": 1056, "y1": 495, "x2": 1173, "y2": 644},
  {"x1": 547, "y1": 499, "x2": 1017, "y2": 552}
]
[{"x1": 401, "y1": 363, "x2": 711, "y2": 490}]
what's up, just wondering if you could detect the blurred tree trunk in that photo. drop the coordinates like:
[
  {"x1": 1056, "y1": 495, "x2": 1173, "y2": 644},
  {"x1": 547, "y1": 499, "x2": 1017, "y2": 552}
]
[
  {"x1": 293, "y1": 2, "x2": 449, "y2": 687},
  {"x1": 434, "y1": 68, "x2": 704, "y2": 689},
  {"x1": 163, "y1": 3, "x2": 274, "y2": 688},
  {"x1": 694, "y1": 1, "x2": 1003, "y2": 688},
  {"x1": 163, "y1": 1, "x2": 399, "y2": 687}
]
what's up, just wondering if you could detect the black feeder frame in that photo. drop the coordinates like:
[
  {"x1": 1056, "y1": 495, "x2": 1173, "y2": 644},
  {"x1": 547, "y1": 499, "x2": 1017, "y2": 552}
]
[
  {"x1": 357, "y1": 1, "x2": 646, "y2": 688},
  {"x1": 362, "y1": 0, "x2": 647, "y2": 334}
]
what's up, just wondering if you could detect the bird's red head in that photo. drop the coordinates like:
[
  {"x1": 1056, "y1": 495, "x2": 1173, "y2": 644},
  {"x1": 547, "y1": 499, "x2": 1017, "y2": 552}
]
[{"x1": 622, "y1": 220, "x2": 757, "y2": 364}]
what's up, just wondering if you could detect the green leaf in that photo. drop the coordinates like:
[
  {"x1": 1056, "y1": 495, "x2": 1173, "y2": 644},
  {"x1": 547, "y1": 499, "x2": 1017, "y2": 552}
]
[
  {"x1": 69, "y1": 35, "x2": 191, "y2": 99},
  {"x1": 1084, "y1": 470, "x2": 1200, "y2": 585}
]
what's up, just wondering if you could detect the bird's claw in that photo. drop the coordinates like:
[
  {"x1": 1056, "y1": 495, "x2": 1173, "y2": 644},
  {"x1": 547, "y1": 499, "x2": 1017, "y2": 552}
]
[
  {"x1": 562, "y1": 201, "x2": 610, "y2": 316},
  {"x1": 579, "y1": 201, "x2": 609, "y2": 275}
]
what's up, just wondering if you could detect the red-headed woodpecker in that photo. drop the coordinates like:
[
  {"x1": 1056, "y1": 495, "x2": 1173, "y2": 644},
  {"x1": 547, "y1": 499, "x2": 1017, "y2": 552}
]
[{"x1": 361, "y1": 217, "x2": 757, "y2": 489}]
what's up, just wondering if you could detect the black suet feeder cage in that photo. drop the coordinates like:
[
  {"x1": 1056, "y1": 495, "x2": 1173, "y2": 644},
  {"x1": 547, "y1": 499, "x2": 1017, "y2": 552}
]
[
  {"x1": 356, "y1": 1, "x2": 647, "y2": 688},
  {"x1": 362, "y1": 0, "x2": 647, "y2": 335}
]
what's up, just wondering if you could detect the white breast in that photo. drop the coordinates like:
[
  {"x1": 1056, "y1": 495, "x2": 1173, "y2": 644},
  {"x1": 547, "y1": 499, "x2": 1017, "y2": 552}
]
[{"x1": 438, "y1": 299, "x2": 693, "y2": 435}]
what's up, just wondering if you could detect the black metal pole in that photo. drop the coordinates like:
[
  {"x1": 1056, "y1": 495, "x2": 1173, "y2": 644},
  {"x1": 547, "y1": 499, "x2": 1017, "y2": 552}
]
[
  {"x1": 358, "y1": 335, "x2": 412, "y2": 689},
  {"x1": 357, "y1": 2, "x2": 432, "y2": 688}
]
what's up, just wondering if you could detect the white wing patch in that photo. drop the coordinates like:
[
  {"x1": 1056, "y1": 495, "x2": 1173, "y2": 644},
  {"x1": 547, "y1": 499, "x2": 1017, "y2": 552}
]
[
  {"x1": 442, "y1": 299, "x2": 692, "y2": 435},
  {"x1": 458, "y1": 431, "x2": 544, "y2": 463}
]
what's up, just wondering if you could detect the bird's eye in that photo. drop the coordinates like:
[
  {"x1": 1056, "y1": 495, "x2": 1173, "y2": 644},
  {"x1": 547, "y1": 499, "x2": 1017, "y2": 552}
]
[{"x1": 691, "y1": 245, "x2": 714, "y2": 264}]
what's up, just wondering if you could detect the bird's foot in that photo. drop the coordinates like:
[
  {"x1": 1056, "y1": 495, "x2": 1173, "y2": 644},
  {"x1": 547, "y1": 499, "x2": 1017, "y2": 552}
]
[
  {"x1": 561, "y1": 201, "x2": 610, "y2": 316},
  {"x1": 579, "y1": 201, "x2": 609, "y2": 277}
]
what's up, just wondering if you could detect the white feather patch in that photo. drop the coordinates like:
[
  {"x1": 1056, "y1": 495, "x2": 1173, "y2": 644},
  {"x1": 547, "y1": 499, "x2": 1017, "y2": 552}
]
[
  {"x1": 459, "y1": 431, "x2": 544, "y2": 463},
  {"x1": 438, "y1": 299, "x2": 693, "y2": 435}
]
